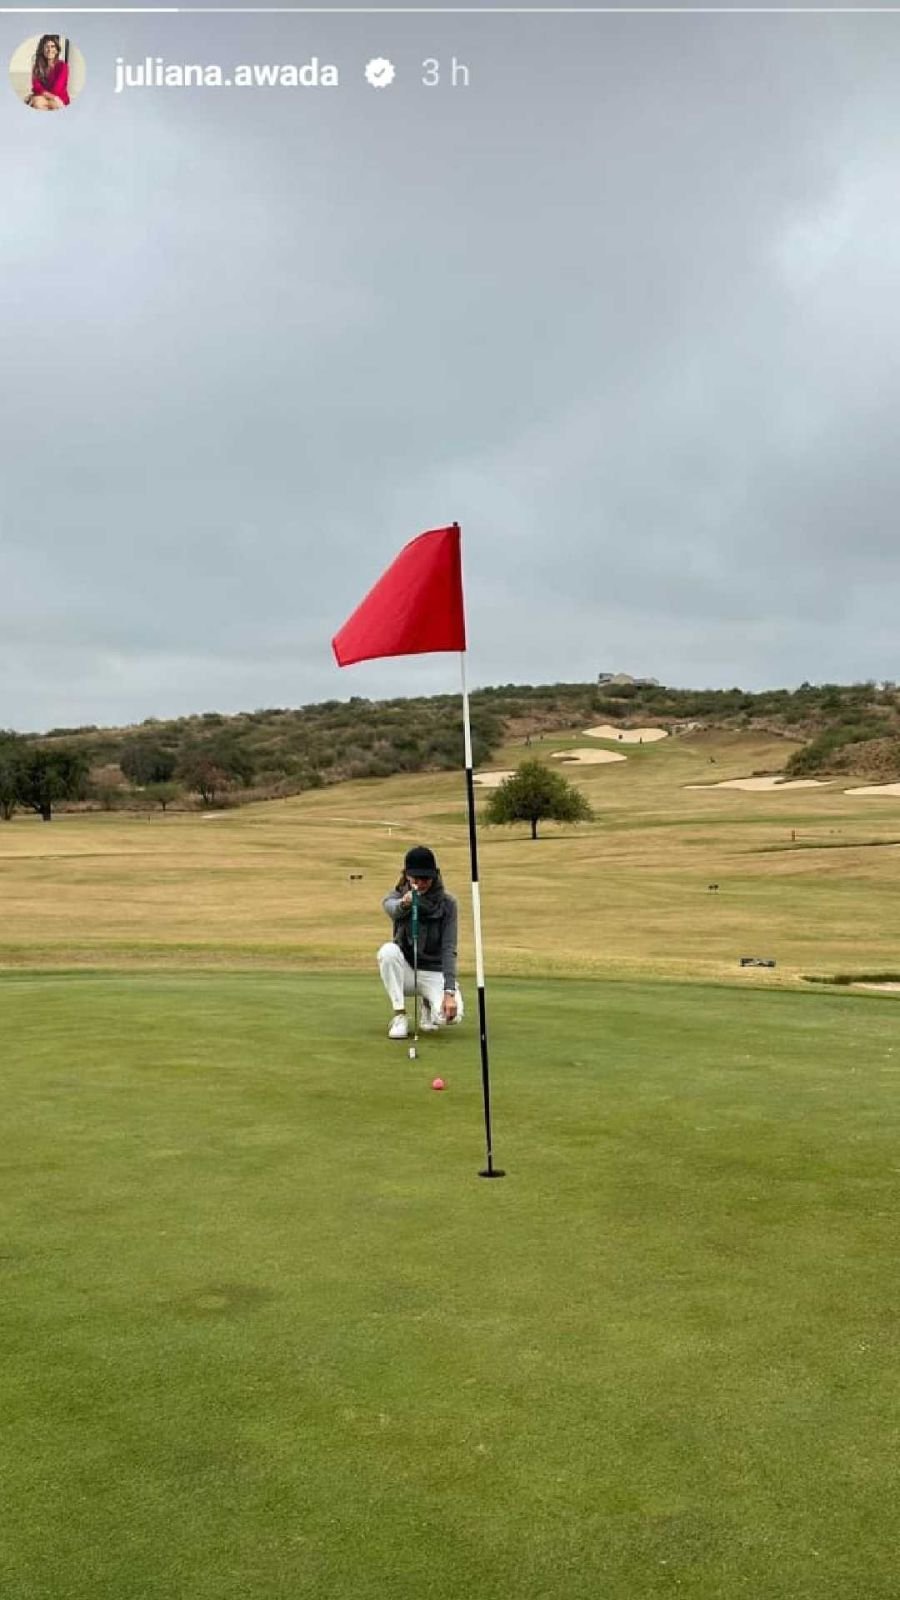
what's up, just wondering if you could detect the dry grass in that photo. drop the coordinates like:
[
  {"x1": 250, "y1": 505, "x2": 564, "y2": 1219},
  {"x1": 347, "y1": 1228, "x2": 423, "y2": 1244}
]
[{"x1": 1, "y1": 726, "x2": 898, "y2": 985}]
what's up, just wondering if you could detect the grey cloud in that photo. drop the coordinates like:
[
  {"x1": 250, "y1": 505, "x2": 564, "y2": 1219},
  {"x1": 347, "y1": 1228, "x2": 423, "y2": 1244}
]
[{"x1": 3, "y1": 12, "x2": 900, "y2": 728}]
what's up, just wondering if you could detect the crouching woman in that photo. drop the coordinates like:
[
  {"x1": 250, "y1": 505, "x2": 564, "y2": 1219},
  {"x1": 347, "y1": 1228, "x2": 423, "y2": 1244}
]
[{"x1": 377, "y1": 845, "x2": 464, "y2": 1040}]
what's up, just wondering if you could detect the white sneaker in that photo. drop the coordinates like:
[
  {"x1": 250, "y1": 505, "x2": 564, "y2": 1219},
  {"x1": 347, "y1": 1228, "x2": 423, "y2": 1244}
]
[
  {"x1": 419, "y1": 1000, "x2": 439, "y2": 1033},
  {"x1": 388, "y1": 1013, "x2": 409, "y2": 1040}
]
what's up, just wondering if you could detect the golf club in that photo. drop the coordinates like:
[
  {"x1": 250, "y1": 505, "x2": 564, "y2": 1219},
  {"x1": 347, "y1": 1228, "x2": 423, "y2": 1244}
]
[{"x1": 408, "y1": 884, "x2": 419, "y2": 1060}]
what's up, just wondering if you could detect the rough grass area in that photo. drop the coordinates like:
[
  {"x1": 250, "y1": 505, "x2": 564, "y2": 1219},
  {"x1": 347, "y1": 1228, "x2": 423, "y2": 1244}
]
[
  {"x1": 3, "y1": 973, "x2": 900, "y2": 1599},
  {"x1": 803, "y1": 972, "x2": 900, "y2": 986}
]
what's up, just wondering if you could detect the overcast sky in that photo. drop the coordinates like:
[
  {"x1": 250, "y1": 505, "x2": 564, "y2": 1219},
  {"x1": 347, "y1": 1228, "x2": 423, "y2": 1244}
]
[{"x1": 2, "y1": 4, "x2": 898, "y2": 730}]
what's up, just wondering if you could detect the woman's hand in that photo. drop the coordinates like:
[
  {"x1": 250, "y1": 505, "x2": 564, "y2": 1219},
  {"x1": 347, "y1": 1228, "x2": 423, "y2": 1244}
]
[
  {"x1": 399, "y1": 890, "x2": 413, "y2": 909},
  {"x1": 441, "y1": 992, "x2": 458, "y2": 1021}
]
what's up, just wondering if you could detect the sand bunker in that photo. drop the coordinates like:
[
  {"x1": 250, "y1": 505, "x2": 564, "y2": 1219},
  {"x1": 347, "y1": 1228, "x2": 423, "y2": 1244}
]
[
  {"x1": 845, "y1": 784, "x2": 900, "y2": 797},
  {"x1": 584, "y1": 725, "x2": 668, "y2": 743},
  {"x1": 684, "y1": 777, "x2": 826, "y2": 792},
  {"x1": 473, "y1": 770, "x2": 515, "y2": 788},
  {"x1": 552, "y1": 748, "x2": 627, "y2": 765}
]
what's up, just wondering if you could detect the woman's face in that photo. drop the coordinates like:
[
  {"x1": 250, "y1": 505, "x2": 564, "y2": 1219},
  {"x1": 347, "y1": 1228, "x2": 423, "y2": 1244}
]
[
  {"x1": 44, "y1": 39, "x2": 59, "y2": 61},
  {"x1": 407, "y1": 874, "x2": 434, "y2": 890}
]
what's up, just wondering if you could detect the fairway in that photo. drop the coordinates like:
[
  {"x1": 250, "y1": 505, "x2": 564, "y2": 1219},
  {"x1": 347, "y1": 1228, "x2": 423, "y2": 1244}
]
[
  {"x1": 2, "y1": 726, "x2": 900, "y2": 986},
  {"x1": 4, "y1": 972, "x2": 900, "y2": 1599}
]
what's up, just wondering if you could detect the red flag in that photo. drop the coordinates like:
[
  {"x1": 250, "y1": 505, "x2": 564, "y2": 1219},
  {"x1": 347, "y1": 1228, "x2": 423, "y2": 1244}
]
[{"x1": 332, "y1": 525, "x2": 466, "y2": 667}]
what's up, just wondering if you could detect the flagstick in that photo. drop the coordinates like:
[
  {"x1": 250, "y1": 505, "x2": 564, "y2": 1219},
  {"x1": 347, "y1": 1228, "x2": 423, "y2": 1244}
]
[{"x1": 460, "y1": 650, "x2": 505, "y2": 1179}]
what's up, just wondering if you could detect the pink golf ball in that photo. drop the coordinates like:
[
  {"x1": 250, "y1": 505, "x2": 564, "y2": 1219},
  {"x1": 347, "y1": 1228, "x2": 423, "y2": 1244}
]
[{"x1": 431, "y1": 1077, "x2": 446, "y2": 1092}]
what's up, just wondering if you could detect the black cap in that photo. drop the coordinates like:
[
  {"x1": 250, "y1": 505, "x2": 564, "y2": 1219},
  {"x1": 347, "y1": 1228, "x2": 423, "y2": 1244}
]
[{"x1": 404, "y1": 845, "x2": 437, "y2": 878}]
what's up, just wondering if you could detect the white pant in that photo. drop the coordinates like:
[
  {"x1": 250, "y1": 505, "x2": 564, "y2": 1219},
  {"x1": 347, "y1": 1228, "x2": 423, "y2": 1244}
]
[{"x1": 377, "y1": 941, "x2": 464, "y2": 1020}]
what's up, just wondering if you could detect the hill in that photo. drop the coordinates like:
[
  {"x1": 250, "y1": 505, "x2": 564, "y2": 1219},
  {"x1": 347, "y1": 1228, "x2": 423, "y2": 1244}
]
[{"x1": 3, "y1": 678, "x2": 899, "y2": 813}]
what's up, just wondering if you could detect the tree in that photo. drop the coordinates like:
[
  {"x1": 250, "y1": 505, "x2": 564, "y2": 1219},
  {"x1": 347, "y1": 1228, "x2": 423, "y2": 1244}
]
[
  {"x1": 15, "y1": 747, "x2": 89, "y2": 821},
  {"x1": 483, "y1": 759, "x2": 594, "y2": 840},
  {"x1": 205, "y1": 740, "x2": 255, "y2": 786},
  {"x1": 143, "y1": 781, "x2": 180, "y2": 813},
  {"x1": 91, "y1": 782, "x2": 122, "y2": 813},
  {"x1": 177, "y1": 756, "x2": 230, "y2": 807},
  {"x1": 88, "y1": 762, "x2": 128, "y2": 811},
  {"x1": 120, "y1": 741, "x2": 177, "y2": 786},
  {"x1": 177, "y1": 737, "x2": 255, "y2": 792},
  {"x1": 0, "y1": 732, "x2": 25, "y2": 820}
]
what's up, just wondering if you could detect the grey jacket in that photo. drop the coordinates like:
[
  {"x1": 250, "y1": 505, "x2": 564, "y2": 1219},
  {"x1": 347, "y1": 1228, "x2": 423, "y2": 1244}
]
[{"x1": 383, "y1": 889, "x2": 459, "y2": 991}]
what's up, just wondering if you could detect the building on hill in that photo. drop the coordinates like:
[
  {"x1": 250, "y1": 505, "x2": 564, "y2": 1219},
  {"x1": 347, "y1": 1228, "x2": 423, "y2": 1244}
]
[{"x1": 597, "y1": 672, "x2": 660, "y2": 688}]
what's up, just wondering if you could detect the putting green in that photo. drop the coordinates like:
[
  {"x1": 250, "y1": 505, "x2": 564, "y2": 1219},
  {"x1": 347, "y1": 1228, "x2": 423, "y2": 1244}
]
[{"x1": 3, "y1": 972, "x2": 899, "y2": 1598}]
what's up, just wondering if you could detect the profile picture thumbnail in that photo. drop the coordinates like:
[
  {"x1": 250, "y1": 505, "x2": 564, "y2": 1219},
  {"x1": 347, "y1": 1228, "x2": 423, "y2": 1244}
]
[{"x1": 9, "y1": 34, "x2": 86, "y2": 111}]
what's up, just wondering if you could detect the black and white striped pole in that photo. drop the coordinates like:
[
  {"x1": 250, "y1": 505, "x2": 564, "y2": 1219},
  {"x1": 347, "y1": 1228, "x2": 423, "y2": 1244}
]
[{"x1": 459, "y1": 638, "x2": 505, "y2": 1180}]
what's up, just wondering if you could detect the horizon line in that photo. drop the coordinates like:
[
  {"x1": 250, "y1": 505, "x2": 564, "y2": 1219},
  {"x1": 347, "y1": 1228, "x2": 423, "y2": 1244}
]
[{"x1": 11, "y1": 677, "x2": 894, "y2": 739}]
